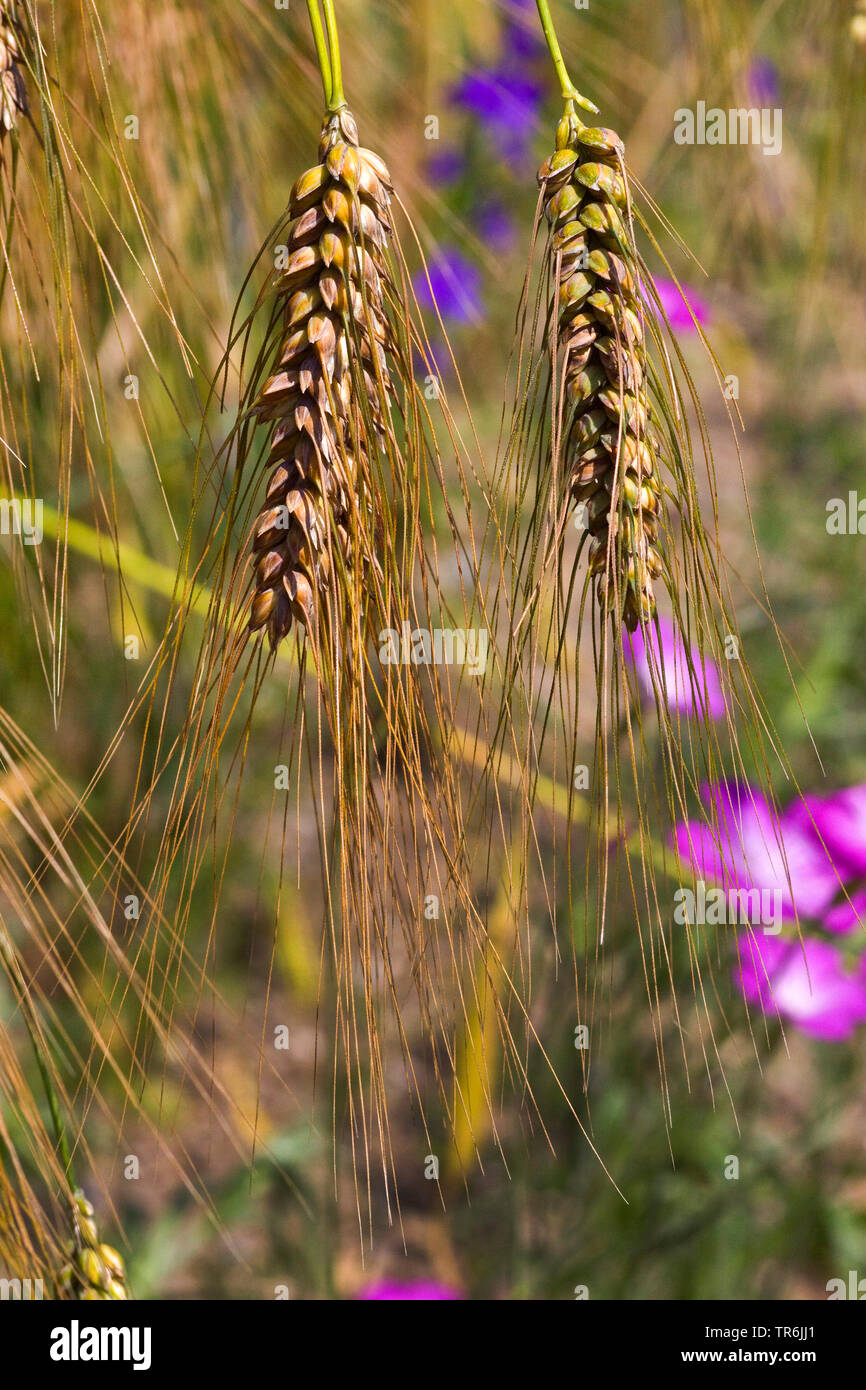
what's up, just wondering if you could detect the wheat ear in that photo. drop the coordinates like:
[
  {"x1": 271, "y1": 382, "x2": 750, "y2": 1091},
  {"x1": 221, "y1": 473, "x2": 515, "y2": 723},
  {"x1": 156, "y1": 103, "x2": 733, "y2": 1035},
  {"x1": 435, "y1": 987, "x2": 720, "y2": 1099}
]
[
  {"x1": 540, "y1": 108, "x2": 664, "y2": 631},
  {"x1": 248, "y1": 105, "x2": 394, "y2": 648},
  {"x1": 57, "y1": 1190, "x2": 129, "y2": 1301},
  {"x1": 0, "y1": 4, "x2": 25, "y2": 138}
]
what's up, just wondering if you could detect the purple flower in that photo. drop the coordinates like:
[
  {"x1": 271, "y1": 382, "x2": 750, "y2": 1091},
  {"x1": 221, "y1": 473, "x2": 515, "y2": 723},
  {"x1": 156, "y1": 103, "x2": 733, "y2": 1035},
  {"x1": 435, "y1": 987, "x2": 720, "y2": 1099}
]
[
  {"x1": 672, "y1": 783, "x2": 839, "y2": 923},
  {"x1": 824, "y1": 891, "x2": 866, "y2": 935},
  {"x1": 502, "y1": 0, "x2": 546, "y2": 61},
  {"x1": 653, "y1": 276, "x2": 710, "y2": 334},
  {"x1": 357, "y1": 1280, "x2": 462, "y2": 1301},
  {"x1": 413, "y1": 246, "x2": 482, "y2": 324},
  {"x1": 804, "y1": 784, "x2": 866, "y2": 878},
  {"x1": 412, "y1": 333, "x2": 451, "y2": 384},
  {"x1": 475, "y1": 200, "x2": 517, "y2": 254},
  {"x1": 427, "y1": 147, "x2": 465, "y2": 185},
  {"x1": 625, "y1": 615, "x2": 725, "y2": 720},
  {"x1": 748, "y1": 57, "x2": 780, "y2": 107},
  {"x1": 738, "y1": 933, "x2": 866, "y2": 1041},
  {"x1": 451, "y1": 67, "x2": 543, "y2": 163}
]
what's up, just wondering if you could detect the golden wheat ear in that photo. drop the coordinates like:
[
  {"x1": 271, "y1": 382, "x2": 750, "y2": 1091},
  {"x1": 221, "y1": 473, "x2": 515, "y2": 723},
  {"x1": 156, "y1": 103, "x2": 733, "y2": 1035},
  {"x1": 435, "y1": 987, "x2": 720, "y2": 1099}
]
[
  {"x1": 248, "y1": 106, "x2": 395, "y2": 648},
  {"x1": 0, "y1": 7, "x2": 26, "y2": 136},
  {"x1": 100, "y1": 72, "x2": 528, "y2": 1226}
]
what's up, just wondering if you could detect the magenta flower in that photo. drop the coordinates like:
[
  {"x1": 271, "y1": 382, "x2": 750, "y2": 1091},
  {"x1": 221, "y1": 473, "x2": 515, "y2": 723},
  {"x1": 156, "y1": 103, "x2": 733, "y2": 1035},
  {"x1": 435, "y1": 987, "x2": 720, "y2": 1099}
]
[
  {"x1": 672, "y1": 783, "x2": 839, "y2": 923},
  {"x1": 413, "y1": 246, "x2": 482, "y2": 325},
  {"x1": 739, "y1": 933, "x2": 866, "y2": 1041},
  {"x1": 676, "y1": 781, "x2": 866, "y2": 1040},
  {"x1": 804, "y1": 784, "x2": 866, "y2": 878},
  {"x1": 625, "y1": 615, "x2": 725, "y2": 720},
  {"x1": 357, "y1": 1280, "x2": 462, "y2": 1301},
  {"x1": 824, "y1": 891, "x2": 866, "y2": 934},
  {"x1": 653, "y1": 276, "x2": 710, "y2": 334}
]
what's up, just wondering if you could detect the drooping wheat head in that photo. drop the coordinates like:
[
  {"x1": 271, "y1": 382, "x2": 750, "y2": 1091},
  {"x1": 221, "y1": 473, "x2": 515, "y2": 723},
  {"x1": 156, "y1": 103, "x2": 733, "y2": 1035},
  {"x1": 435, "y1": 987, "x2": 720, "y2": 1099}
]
[
  {"x1": 494, "y1": 4, "x2": 807, "y2": 1134},
  {"x1": 539, "y1": 108, "x2": 664, "y2": 632},
  {"x1": 107, "y1": 85, "x2": 525, "y2": 1222},
  {"x1": 248, "y1": 106, "x2": 395, "y2": 649}
]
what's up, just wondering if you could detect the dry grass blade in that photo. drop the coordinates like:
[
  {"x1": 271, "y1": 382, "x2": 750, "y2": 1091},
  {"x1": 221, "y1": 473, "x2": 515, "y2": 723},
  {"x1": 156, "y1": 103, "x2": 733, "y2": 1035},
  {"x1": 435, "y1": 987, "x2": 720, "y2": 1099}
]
[{"x1": 0, "y1": 1, "x2": 244, "y2": 718}]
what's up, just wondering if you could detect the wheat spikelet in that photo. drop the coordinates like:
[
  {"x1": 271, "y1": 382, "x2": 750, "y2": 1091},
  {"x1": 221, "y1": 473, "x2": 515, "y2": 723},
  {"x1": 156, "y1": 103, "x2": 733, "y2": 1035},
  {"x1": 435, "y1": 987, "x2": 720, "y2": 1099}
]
[
  {"x1": 56, "y1": 1191, "x2": 129, "y2": 1301},
  {"x1": 248, "y1": 105, "x2": 394, "y2": 648},
  {"x1": 539, "y1": 108, "x2": 664, "y2": 631},
  {"x1": 0, "y1": 5, "x2": 25, "y2": 137}
]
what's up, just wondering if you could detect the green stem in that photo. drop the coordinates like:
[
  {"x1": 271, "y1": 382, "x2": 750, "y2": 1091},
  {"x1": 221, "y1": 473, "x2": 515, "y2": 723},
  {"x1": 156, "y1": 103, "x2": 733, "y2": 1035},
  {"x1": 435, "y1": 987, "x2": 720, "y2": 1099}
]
[
  {"x1": 321, "y1": 0, "x2": 346, "y2": 111},
  {"x1": 0, "y1": 931, "x2": 74, "y2": 1181},
  {"x1": 534, "y1": 0, "x2": 599, "y2": 112},
  {"x1": 30, "y1": 1029, "x2": 74, "y2": 1182},
  {"x1": 306, "y1": 0, "x2": 333, "y2": 107}
]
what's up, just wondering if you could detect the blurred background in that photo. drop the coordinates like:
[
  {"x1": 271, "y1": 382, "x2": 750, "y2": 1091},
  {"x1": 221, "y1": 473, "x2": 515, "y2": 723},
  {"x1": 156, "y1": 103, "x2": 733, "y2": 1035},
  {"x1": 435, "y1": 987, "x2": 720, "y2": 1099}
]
[{"x1": 1, "y1": 0, "x2": 865, "y2": 1299}]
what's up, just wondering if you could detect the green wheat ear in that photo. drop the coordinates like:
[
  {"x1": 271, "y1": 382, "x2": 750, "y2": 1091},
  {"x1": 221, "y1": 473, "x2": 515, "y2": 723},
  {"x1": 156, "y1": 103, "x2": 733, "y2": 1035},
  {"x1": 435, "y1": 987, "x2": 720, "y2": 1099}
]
[
  {"x1": 487, "y1": 3, "x2": 808, "y2": 1136},
  {"x1": 539, "y1": 108, "x2": 664, "y2": 632},
  {"x1": 57, "y1": 1191, "x2": 129, "y2": 1301}
]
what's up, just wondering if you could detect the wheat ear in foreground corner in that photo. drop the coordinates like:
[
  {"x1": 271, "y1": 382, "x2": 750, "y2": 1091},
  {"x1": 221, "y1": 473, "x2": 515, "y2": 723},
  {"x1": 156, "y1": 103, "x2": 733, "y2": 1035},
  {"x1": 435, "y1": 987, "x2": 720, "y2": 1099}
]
[
  {"x1": 248, "y1": 104, "x2": 394, "y2": 650},
  {"x1": 57, "y1": 1191, "x2": 129, "y2": 1301},
  {"x1": 539, "y1": 107, "x2": 665, "y2": 632}
]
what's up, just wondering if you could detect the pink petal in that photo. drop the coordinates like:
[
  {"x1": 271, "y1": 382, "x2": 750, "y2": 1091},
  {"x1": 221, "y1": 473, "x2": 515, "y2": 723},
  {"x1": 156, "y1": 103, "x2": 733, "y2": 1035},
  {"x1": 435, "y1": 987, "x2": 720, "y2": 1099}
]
[
  {"x1": 357, "y1": 1280, "x2": 463, "y2": 1301},
  {"x1": 806, "y1": 784, "x2": 866, "y2": 877},
  {"x1": 738, "y1": 933, "x2": 866, "y2": 1041},
  {"x1": 625, "y1": 615, "x2": 725, "y2": 720},
  {"x1": 674, "y1": 783, "x2": 838, "y2": 922},
  {"x1": 653, "y1": 276, "x2": 710, "y2": 333},
  {"x1": 823, "y1": 890, "x2": 866, "y2": 935}
]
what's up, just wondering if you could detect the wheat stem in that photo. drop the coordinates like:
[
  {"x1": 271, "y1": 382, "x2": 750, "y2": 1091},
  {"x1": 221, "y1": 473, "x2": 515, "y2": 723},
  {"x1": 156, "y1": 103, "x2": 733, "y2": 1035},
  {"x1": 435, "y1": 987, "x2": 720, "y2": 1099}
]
[
  {"x1": 306, "y1": 0, "x2": 333, "y2": 107},
  {"x1": 534, "y1": 0, "x2": 598, "y2": 112},
  {"x1": 321, "y1": 0, "x2": 346, "y2": 111},
  {"x1": 0, "y1": 930, "x2": 74, "y2": 1180}
]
